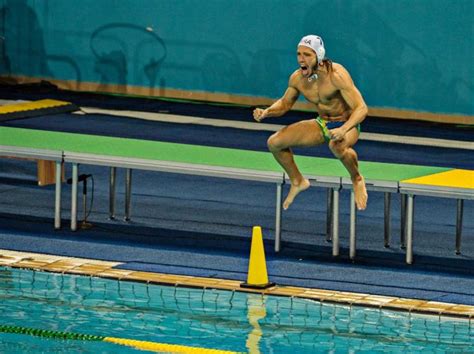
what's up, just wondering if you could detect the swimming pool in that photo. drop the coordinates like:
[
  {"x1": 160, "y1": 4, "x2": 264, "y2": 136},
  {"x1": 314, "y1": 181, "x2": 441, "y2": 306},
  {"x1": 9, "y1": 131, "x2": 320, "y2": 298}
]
[{"x1": 0, "y1": 266, "x2": 472, "y2": 353}]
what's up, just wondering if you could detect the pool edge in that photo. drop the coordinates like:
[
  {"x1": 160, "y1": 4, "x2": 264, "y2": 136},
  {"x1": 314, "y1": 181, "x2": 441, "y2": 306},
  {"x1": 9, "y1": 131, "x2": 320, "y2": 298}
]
[{"x1": 1, "y1": 249, "x2": 473, "y2": 320}]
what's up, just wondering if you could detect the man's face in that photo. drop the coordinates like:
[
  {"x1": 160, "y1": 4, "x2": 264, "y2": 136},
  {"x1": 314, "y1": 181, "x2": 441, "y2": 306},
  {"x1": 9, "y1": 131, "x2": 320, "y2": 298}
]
[{"x1": 297, "y1": 45, "x2": 317, "y2": 78}]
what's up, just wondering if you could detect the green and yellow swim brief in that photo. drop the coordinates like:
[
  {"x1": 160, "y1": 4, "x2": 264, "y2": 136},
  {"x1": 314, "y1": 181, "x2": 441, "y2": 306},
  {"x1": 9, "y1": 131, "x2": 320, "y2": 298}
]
[{"x1": 315, "y1": 117, "x2": 361, "y2": 142}]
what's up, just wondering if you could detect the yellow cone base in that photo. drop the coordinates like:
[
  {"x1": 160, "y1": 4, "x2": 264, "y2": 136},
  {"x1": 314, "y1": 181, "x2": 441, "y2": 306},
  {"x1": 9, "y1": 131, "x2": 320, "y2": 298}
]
[{"x1": 240, "y1": 281, "x2": 276, "y2": 290}]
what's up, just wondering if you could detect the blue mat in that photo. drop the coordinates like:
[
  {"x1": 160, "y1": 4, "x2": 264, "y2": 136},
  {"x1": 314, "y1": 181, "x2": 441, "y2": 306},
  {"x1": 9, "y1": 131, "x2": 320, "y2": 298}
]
[
  {"x1": 0, "y1": 212, "x2": 472, "y2": 305},
  {"x1": 0, "y1": 82, "x2": 472, "y2": 141}
]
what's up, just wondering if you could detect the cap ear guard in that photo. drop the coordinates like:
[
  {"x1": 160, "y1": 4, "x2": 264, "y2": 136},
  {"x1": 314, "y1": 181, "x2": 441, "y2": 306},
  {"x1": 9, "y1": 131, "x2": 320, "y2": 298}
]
[
  {"x1": 313, "y1": 36, "x2": 325, "y2": 65},
  {"x1": 315, "y1": 46, "x2": 325, "y2": 65}
]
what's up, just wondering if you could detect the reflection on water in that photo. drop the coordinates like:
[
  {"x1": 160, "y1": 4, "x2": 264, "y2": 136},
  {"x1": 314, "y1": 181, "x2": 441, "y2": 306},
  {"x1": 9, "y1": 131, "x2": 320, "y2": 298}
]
[{"x1": 0, "y1": 267, "x2": 472, "y2": 353}]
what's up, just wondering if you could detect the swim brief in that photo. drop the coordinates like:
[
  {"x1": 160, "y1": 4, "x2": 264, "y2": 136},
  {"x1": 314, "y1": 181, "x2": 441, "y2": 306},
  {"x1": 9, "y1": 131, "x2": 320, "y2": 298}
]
[{"x1": 315, "y1": 117, "x2": 361, "y2": 142}]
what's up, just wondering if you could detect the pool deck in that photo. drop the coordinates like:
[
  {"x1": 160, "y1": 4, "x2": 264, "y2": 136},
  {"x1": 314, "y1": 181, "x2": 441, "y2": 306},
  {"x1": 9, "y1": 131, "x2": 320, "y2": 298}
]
[
  {"x1": 1, "y1": 97, "x2": 473, "y2": 323},
  {"x1": 2, "y1": 249, "x2": 473, "y2": 320}
]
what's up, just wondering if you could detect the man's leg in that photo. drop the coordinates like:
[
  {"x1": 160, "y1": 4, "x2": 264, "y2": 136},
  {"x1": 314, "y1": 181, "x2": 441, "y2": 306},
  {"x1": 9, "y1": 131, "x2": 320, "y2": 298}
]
[
  {"x1": 267, "y1": 119, "x2": 325, "y2": 210},
  {"x1": 329, "y1": 129, "x2": 368, "y2": 210}
]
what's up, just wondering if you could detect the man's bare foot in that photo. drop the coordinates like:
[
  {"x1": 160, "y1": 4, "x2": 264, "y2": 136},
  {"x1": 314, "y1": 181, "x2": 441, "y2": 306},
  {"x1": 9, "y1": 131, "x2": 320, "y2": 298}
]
[
  {"x1": 353, "y1": 176, "x2": 368, "y2": 210},
  {"x1": 283, "y1": 178, "x2": 310, "y2": 210}
]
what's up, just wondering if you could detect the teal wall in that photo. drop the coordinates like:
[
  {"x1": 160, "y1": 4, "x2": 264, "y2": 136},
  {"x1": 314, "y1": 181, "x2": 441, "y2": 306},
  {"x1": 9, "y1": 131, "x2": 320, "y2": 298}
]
[{"x1": 0, "y1": 0, "x2": 472, "y2": 115}]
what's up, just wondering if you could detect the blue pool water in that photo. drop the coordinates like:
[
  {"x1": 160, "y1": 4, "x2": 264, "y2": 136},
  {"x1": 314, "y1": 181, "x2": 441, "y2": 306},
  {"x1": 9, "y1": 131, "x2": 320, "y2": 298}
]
[{"x1": 0, "y1": 266, "x2": 472, "y2": 353}]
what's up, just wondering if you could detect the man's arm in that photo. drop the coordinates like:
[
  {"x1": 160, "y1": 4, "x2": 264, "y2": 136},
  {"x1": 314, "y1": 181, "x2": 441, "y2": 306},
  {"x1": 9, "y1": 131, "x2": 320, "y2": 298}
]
[
  {"x1": 253, "y1": 74, "x2": 300, "y2": 122},
  {"x1": 329, "y1": 65, "x2": 368, "y2": 141}
]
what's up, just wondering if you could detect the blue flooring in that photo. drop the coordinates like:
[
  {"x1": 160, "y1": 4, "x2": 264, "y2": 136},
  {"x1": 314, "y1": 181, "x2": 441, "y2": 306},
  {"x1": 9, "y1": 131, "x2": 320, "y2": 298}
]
[
  {"x1": 0, "y1": 158, "x2": 473, "y2": 304},
  {"x1": 1, "y1": 83, "x2": 473, "y2": 141}
]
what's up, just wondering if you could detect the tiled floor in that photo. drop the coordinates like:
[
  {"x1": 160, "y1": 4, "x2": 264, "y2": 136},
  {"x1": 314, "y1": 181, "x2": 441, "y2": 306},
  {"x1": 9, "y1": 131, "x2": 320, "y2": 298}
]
[{"x1": 1, "y1": 249, "x2": 473, "y2": 319}]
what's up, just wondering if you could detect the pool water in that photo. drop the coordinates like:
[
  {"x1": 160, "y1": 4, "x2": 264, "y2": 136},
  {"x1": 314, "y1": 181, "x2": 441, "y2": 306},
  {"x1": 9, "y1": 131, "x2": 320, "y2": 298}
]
[{"x1": 0, "y1": 266, "x2": 472, "y2": 353}]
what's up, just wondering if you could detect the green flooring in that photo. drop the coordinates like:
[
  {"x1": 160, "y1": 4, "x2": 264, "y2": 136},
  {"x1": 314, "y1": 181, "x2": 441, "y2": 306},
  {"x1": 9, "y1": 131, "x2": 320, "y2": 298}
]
[{"x1": 1, "y1": 127, "x2": 450, "y2": 181}]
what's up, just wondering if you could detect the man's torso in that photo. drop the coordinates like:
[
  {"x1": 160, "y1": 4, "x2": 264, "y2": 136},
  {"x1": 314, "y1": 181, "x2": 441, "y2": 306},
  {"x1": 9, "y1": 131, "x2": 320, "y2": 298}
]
[{"x1": 291, "y1": 63, "x2": 351, "y2": 121}]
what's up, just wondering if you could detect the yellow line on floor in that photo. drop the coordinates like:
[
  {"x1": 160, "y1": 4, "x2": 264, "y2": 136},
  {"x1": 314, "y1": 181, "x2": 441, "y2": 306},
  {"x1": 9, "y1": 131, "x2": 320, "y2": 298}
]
[{"x1": 0, "y1": 99, "x2": 72, "y2": 114}]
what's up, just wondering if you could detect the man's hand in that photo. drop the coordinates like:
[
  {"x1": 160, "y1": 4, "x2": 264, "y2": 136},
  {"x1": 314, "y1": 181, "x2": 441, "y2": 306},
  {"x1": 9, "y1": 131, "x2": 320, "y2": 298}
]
[
  {"x1": 329, "y1": 127, "x2": 347, "y2": 142},
  {"x1": 253, "y1": 108, "x2": 268, "y2": 122}
]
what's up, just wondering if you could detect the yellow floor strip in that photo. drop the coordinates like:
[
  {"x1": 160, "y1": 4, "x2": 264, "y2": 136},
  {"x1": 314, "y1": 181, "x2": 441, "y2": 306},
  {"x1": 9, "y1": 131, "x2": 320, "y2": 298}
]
[
  {"x1": 401, "y1": 169, "x2": 474, "y2": 189},
  {"x1": 0, "y1": 99, "x2": 73, "y2": 114},
  {"x1": 105, "y1": 337, "x2": 240, "y2": 353}
]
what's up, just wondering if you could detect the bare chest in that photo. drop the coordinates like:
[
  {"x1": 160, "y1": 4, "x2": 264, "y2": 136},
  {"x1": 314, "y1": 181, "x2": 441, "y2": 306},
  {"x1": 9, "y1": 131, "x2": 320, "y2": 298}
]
[{"x1": 298, "y1": 77, "x2": 339, "y2": 105}]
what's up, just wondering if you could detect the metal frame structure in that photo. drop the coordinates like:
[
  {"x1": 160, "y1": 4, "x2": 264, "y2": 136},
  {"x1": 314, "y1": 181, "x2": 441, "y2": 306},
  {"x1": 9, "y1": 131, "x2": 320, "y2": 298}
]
[
  {"x1": 341, "y1": 178, "x2": 399, "y2": 260},
  {"x1": 399, "y1": 182, "x2": 473, "y2": 264},
  {"x1": 0, "y1": 145, "x2": 63, "y2": 229},
  {"x1": 63, "y1": 152, "x2": 287, "y2": 251},
  {"x1": 307, "y1": 176, "x2": 342, "y2": 257},
  {"x1": 2, "y1": 135, "x2": 472, "y2": 264}
]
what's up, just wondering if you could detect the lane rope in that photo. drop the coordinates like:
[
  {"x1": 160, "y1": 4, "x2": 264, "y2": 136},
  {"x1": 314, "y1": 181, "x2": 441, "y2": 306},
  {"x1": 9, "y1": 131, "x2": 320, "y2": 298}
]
[{"x1": 0, "y1": 324, "x2": 242, "y2": 353}]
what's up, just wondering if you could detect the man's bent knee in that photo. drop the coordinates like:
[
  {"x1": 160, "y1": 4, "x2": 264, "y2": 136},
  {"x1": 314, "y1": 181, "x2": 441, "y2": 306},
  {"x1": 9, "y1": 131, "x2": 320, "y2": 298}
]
[
  {"x1": 267, "y1": 133, "x2": 285, "y2": 152},
  {"x1": 328, "y1": 141, "x2": 346, "y2": 158}
]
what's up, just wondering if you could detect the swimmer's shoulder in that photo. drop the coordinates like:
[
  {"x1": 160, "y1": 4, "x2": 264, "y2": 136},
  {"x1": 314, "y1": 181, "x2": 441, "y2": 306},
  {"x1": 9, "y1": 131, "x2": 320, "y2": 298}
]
[
  {"x1": 328, "y1": 62, "x2": 351, "y2": 79},
  {"x1": 328, "y1": 62, "x2": 355, "y2": 87}
]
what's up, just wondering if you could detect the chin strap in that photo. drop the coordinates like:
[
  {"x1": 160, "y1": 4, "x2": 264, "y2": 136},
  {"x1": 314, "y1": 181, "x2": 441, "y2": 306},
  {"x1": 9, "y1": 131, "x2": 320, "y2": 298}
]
[{"x1": 308, "y1": 73, "x2": 318, "y2": 82}]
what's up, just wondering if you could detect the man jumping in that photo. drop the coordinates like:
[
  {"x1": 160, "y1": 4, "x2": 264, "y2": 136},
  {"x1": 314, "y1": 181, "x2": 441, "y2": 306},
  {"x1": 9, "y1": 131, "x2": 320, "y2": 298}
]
[{"x1": 253, "y1": 34, "x2": 368, "y2": 210}]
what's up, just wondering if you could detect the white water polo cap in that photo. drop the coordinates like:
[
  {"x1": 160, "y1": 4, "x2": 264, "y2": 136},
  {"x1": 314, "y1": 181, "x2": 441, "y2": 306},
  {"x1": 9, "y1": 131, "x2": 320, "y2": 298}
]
[{"x1": 298, "y1": 35, "x2": 325, "y2": 64}]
